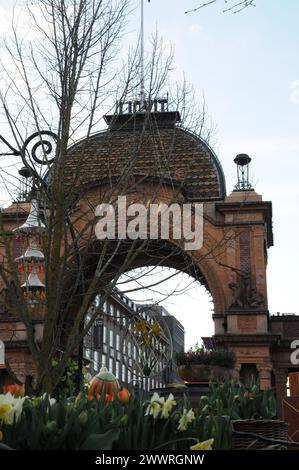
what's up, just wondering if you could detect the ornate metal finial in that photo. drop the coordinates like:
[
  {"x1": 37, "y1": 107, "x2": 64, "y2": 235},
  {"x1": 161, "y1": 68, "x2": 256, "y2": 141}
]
[
  {"x1": 18, "y1": 166, "x2": 33, "y2": 202},
  {"x1": 0, "y1": 130, "x2": 57, "y2": 183},
  {"x1": 233, "y1": 154, "x2": 252, "y2": 191}
]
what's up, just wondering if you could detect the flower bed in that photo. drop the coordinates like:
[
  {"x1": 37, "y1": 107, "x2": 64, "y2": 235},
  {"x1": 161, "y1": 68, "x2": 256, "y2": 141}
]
[
  {"x1": 0, "y1": 378, "x2": 284, "y2": 450},
  {"x1": 0, "y1": 389, "x2": 230, "y2": 450}
]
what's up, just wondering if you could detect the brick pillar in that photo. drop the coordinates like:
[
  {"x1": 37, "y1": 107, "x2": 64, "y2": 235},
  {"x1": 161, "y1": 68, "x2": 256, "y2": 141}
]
[
  {"x1": 257, "y1": 363, "x2": 272, "y2": 390},
  {"x1": 235, "y1": 362, "x2": 241, "y2": 380},
  {"x1": 274, "y1": 368, "x2": 288, "y2": 418}
]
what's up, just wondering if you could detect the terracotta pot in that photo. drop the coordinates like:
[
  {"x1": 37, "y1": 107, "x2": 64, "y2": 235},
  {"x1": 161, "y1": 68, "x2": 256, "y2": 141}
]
[{"x1": 177, "y1": 364, "x2": 237, "y2": 383}]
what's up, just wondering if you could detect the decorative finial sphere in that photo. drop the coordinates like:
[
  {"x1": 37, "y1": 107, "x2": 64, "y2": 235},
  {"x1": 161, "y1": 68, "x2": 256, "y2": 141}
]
[{"x1": 234, "y1": 154, "x2": 251, "y2": 166}]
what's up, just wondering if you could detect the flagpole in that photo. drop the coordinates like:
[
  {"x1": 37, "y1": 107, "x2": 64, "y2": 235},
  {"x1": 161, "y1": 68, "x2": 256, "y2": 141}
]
[{"x1": 140, "y1": 0, "x2": 145, "y2": 108}]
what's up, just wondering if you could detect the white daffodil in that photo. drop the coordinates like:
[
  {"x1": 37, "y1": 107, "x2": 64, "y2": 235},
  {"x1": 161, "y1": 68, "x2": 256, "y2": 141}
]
[
  {"x1": 41, "y1": 394, "x2": 56, "y2": 407},
  {"x1": 0, "y1": 393, "x2": 26, "y2": 424},
  {"x1": 160, "y1": 393, "x2": 176, "y2": 419},
  {"x1": 145, "y1": 392, "x2": 164, "y2": 419},
  {"x1": 178, "y1": 408, "x2": 195, "y2": 432}
]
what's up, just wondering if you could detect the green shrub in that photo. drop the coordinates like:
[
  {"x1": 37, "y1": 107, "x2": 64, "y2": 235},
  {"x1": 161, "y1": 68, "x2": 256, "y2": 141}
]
[{"x1": 175, "y1": 344, "x2": 236, "y2": 369}]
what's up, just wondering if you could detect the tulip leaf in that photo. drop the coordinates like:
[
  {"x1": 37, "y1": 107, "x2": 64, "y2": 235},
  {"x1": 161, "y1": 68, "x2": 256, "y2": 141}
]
[{"x1": 80, "y1": 428, "x2": 120, "y2": 450}]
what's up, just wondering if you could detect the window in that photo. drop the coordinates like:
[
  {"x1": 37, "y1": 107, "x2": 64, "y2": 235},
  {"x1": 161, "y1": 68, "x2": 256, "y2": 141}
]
[
  {"x1": 109, "y1": 357, "x2": 113, "y2": 372},
  {"x1": 85, "y1": 349, "x2": 90, "y2": 359},
  {"x1": 122, "y1": 364, "x2": 126, "y2": 382},
  {"x1": 109, "y1": 330, "x2": 114, "y2": 347},
  {"x1": 103, "y1": 325, "x2": 107, "y2": 343},
  {"x1": 101, "y1": 354, "x2": 106, "y2": 367},
  {"x1": 94, "y1": 320, "x2": 103, "y2": 349},
  {"x1": 116, "y1": 334, "x2": 120, "y2": 350},
  {"x1": 116, "y1": 361, "x2": 120, "y2": 379}
]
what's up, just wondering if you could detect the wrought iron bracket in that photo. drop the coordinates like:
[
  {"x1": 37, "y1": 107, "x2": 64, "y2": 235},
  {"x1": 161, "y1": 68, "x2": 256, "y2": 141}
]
[{"x1": 0, "y1": 130, "x2": 58, "y2": 179}]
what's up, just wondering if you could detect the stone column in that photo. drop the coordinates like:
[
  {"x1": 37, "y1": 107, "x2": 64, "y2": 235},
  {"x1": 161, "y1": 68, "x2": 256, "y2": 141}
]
[
  {"x1": 273, "y1": 368, "x2": 288, "y2": 419},
  {"x1": 257, "y1": 363, "x2": 272, "y2": 390}
]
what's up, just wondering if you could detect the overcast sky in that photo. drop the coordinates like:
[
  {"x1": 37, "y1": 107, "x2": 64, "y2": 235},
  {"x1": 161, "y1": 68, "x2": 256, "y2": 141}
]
[
  {"x1": 118, "y1": 0, "x2": 299, "y2": 347},
  {"x1": 0, "y1": 0, "x2": 298, "y2": 349}
]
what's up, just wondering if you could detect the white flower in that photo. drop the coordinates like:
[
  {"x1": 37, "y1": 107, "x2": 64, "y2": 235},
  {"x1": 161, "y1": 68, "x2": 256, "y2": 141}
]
[
  {"x1": 0, "y1": 393, "x2": 26, "y2": 424},
  {"x1": 178, "y1": 408, "x2": 195, "y2": 432},
  {"x1": 145, "y1": 392, "x2": 164, "y2": 419},
  {"x1": 41, "y1": 394, "x2": 56, "y2": 407},
  {"x1": 160, "y1": 393, "x2": 176, "y2": 419}
]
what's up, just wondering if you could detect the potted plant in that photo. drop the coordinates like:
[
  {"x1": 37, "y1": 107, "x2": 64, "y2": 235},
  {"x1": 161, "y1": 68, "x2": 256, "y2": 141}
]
[
  {"x1": 198, "y1": 379, "x2": 288, "y2": 450},
  {"x1": 175, "y1": 344, "x2": 237, "y2": 383}
]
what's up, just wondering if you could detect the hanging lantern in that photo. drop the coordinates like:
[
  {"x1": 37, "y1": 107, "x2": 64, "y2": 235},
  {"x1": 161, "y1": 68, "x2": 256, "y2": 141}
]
[
  {"x1": 21, "y1": 265, "x2": 45, "y2": 308},
  {"x1": 21, "y1": 268, "x2": 45, "y2": 290},
  {"x1": 87, "y1": 366, "x2": 119, "y2": 400},
  {"x1": 15, "y1": 239, "x2": 45, "y2": 273},
  {"x1": 14, "y1": 199, "x2": 46, "y2": 235}
]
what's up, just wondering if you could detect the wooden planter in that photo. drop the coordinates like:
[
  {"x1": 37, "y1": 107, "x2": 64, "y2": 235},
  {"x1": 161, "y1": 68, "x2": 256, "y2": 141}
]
[
  {"x1": 177, "y1": 364, "x2": 237, "y2": 383},
  {"x1": 232, "y1": 419, "x2": 288, "y2": 450},
  {"x1": 289, "y1": 372, "x2": 299, "y2": 396}
]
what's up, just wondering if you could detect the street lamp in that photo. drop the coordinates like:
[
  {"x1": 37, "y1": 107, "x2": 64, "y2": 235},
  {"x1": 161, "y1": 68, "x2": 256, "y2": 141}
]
[{"x1": 13, "y1": 199, "x2": 46, "y2": 309}]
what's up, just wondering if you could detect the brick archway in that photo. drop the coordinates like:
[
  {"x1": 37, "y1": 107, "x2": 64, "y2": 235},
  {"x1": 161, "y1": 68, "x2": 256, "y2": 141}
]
[{"x1": 0, "y1": 107, "x2": 297, "y2": 414}]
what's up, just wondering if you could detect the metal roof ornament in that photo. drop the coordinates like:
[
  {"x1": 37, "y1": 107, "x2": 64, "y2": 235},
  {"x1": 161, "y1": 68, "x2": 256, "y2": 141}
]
[{"x1": 234, "y1": 154, "x2": 252, "y2": 191}]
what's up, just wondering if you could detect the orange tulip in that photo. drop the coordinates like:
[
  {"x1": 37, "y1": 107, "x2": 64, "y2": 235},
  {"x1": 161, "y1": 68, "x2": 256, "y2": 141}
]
[
  {"x1": 105, "y1": 393, "x2": 114, "y2": 403},
  {"x1": 3, "y1": 384, "x2": 25, "y2": 397},
  {"x1": 117, "y1": 387, "x2": 131, "y2": 404}
]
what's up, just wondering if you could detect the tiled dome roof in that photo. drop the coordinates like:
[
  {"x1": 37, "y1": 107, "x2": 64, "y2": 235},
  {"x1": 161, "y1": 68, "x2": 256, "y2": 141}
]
[{"x1": 65, "y1": 113, "x2": 226, "y2": 202}]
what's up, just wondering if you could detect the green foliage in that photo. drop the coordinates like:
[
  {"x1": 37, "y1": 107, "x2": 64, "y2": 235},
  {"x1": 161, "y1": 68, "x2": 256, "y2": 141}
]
[
  {"x1": 0, "y1": 392, "x2": 232, "y2": 450},
  {"x1": 198, "y1": 379, "x2": 277, "y2": 420},
  {"x1": 51, "y1": 357, "x2": 80, "y2": 398},
  {"x1": 175, "y1": 344, "x2": 236, "y2": 369}
]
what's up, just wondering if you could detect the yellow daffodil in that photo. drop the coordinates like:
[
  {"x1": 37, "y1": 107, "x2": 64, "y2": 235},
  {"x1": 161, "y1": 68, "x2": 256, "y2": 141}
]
[
  {"x1": 0, "y1": 393, "x2": 26, "y2": 424},
  {"x1": 160, "y1": 393, "x2": 176, "y2": 418},
  {"x1": 178, "y1": 408, "x2": 195, "y2": 431},
  {"x1": 0, "y1": 403, "x2": 13, "y2": 425},
  {"x1": 190, "y1": 438, "x2": 214, "y2": 450}
]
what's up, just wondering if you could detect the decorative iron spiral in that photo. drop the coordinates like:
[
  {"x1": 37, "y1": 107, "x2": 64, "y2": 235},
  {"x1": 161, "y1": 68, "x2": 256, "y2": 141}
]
[{"x1": 21, "y1": 131, "x2": 57, "y2": 173}]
